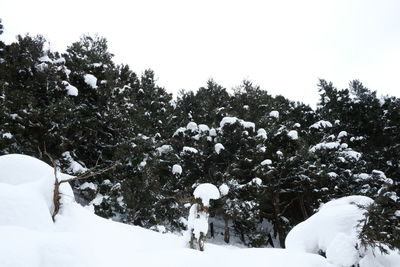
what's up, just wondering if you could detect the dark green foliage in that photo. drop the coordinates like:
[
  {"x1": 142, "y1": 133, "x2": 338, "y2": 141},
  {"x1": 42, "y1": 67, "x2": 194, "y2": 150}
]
[{"x1": 359, "y1": 179, "x2": 400, "y2": 252}]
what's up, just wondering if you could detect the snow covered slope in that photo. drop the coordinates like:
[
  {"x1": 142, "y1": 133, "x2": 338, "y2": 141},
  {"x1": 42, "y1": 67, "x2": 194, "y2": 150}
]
[{"x1": 0, "y1": 154, "x2": 379, "y2": 267}]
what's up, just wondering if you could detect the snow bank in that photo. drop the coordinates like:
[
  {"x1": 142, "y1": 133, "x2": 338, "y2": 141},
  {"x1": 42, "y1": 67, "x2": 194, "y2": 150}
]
[
  {"x1": 0, "y1": 154, "x2": 341, "y2": 267},
  {"x1": 0, "y1": 154, "x2": 74, "y2": 224},
  {"x1": 285, "y1": 196, "x2": 400, "y2": 266},
  {"x1": 286, "y1": 196, "x2": 372, "y2": 254}
]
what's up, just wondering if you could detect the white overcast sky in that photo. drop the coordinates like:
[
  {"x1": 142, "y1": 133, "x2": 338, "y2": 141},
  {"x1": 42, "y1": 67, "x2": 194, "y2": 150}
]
[{"x1": 1, "y1": 0, "x2": 400, "y2": 106}]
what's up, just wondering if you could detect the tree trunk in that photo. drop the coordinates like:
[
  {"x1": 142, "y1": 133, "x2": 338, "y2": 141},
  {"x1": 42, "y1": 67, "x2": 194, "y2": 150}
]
[
  {"x1": 299, "y1": 194, "x2": 309, "y2": 220},
  {"x1": 224, "y1": 218, "x2": 230, "y2": 243},
  {"x1": 210, "y1": 222, "x2": 214, "y2": 238},
  {"x1": 273, "y1": 192, "x2": 286, "y2": 248},
  {"x1": 199, "y1": 232, "x2": 205, "y2": 251}
]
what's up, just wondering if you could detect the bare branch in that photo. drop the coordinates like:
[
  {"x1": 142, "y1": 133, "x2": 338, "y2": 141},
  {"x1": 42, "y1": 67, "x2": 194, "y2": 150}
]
[{"x1": 59, "y1": 162, "x2": 120, "y2": 184}]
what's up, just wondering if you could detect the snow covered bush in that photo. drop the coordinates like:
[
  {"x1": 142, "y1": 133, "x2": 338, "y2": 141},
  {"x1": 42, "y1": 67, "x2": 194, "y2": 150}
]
[{"x1": 188, "y1": 183, "x2": 220, "y2": 251}]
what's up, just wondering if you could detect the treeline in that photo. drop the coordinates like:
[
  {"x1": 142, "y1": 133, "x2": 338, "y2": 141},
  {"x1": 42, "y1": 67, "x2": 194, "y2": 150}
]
[{"x1": 0, "y1": 20, "x2": 398, "y2": 250}]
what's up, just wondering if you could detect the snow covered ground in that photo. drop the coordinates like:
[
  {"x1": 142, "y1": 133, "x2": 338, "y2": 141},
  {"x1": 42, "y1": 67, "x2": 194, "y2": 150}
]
[{"x1": 0, "y1": 154, "x2": 398, "y2": 267}]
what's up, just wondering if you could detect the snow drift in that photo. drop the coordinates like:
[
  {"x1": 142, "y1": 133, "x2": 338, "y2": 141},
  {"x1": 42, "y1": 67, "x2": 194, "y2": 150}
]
[
  {"x1": 0, "y1": 154, "x2": 395, "y2": 267},
  {"x1": 285, "y1": 196, "x2": 400, "y2": 267}
]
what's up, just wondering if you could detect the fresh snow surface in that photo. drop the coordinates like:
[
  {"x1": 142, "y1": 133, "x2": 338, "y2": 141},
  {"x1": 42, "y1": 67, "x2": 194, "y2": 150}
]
[
  {"x1": 214, "y1": 143, "x2": 225, "y2": 154},
  {"x1": 84, "y1": 74, "x2": 98, "y2": 89},
  {"x1": 269, "y1": 110, "x2": 279, "y2": 118},
  {"x1": 2, "y1": 154, "x2": 396, "y2": 267},
  {"x1": 287, "y1": 130, "x2": 299, "y2": 140},
  {"x1": 193, "y1": 183, "x2": 220, "y2": 207},
  {"x1": 285, "y1": 196, "x2": 400, "y2": 267},
  {"x1": 172, "y1": 164, "x2": 183, "y2": 175}
]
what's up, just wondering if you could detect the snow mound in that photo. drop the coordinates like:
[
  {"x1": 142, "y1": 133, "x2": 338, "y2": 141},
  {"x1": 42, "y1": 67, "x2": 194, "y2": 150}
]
[
  {"x1": 0, "y1": 154, "x2": 73, "y2": 185},
  {"x1": 0, "y1": 154, "x2": 75, "y2": 231},
  {"x1": 284, "y1": 196, "x2": 400, "y2": 266},
  {"x1": 193, "y1": 183, "x2": 220, "y2": 207},
  {"x1": 286, "y1": 196, "x2": 372, "y2": 253}
]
